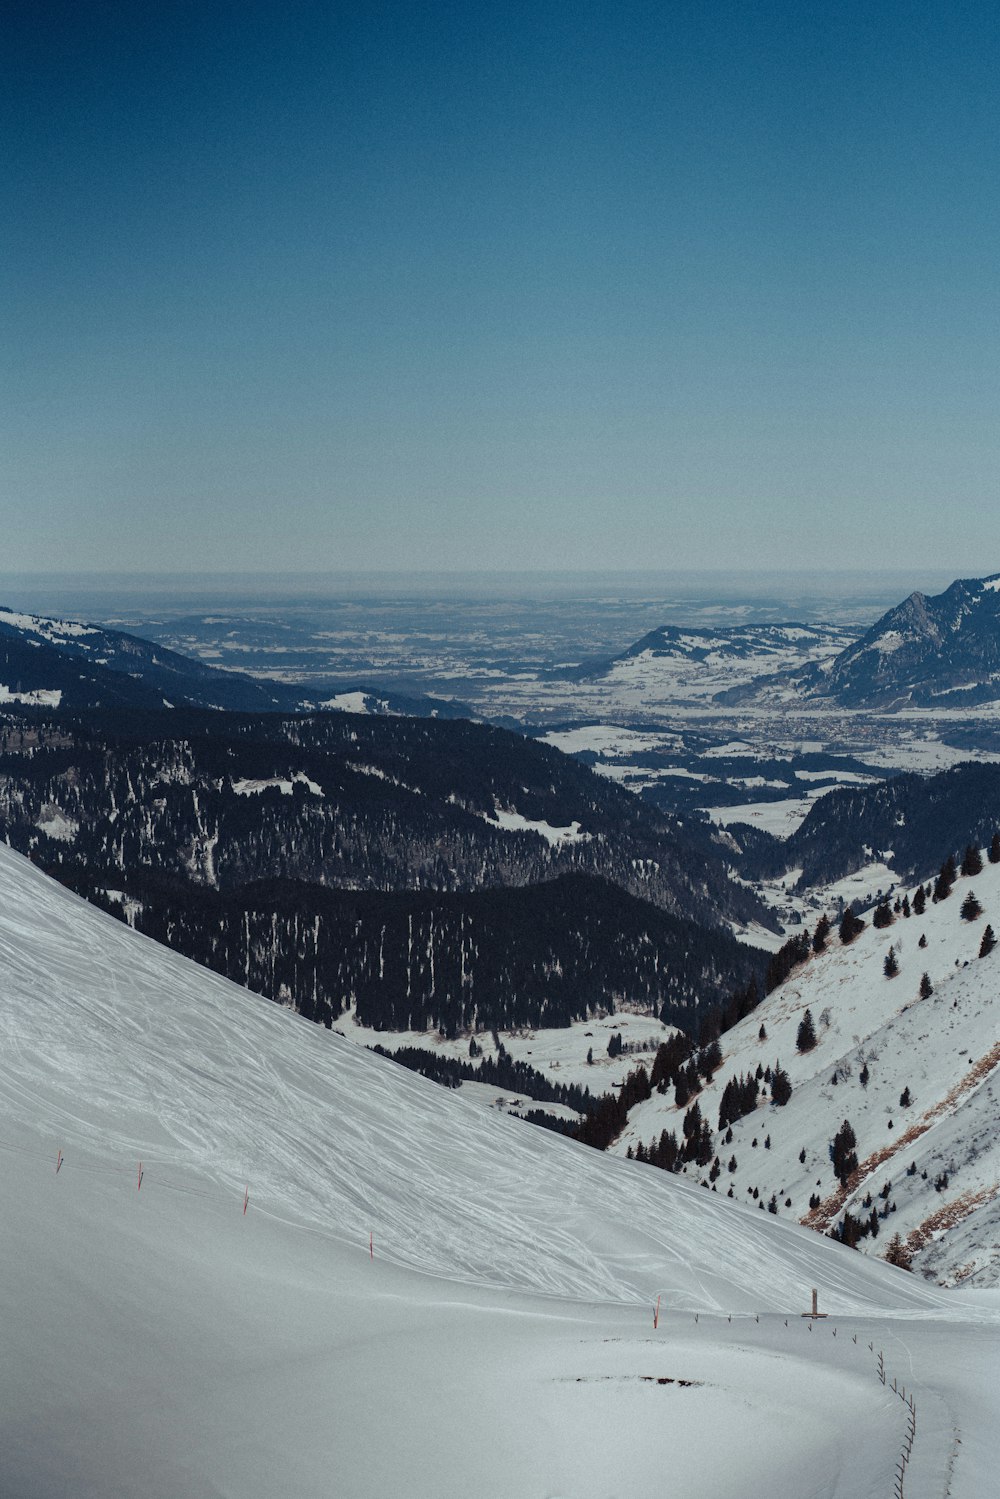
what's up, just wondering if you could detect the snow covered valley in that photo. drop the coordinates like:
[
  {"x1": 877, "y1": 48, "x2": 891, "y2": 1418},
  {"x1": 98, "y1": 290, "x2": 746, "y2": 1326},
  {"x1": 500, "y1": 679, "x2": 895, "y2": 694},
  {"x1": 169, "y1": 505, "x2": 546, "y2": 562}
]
[{"x1": 0, "y1": 844, "x2": 996, "y2": 1498}]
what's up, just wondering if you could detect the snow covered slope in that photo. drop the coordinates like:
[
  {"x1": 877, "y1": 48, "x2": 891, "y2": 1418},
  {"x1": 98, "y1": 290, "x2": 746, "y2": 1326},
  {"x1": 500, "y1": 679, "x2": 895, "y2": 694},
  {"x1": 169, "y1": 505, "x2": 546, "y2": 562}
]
[
  {"x1": 615, "y1": 854, "x2": 1000, "y2": 1286},
  {"x1": 0, "y1": 845, "x2": 995, "y2": 1498},
  {"x1": 817, "y1": 574, "x2": 1000, "y2": 708},
  {"x1": 599, "y1": 622, "x2": 857, "y2": 704}
]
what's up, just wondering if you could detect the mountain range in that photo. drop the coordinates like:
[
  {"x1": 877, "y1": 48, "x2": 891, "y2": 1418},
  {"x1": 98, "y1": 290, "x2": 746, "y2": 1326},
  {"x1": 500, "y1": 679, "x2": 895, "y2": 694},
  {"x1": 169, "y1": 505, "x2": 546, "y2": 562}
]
[
  {"x1": 555, "y1": 571, "x2": 1000, "y2": 714},
  {"x1": 0, "y1": 606, "x2": 467, "y2": 717},
  {"x1": 814, "y1": 575, "x2": 1000, "y2": 708},
  {"x1": 711, "y1": 574, "x2": 1000, "y2": 710},
  {"x1": 730, "y1": 761, "x2": 1000, "y2": 890}
]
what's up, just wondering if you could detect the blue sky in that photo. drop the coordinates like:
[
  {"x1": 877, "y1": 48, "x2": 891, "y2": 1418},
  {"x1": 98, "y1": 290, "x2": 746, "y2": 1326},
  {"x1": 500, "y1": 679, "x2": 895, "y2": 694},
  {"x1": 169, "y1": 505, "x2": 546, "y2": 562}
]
[{"x1": 4, "y1": 1, "x2": 999, "y2": 573}]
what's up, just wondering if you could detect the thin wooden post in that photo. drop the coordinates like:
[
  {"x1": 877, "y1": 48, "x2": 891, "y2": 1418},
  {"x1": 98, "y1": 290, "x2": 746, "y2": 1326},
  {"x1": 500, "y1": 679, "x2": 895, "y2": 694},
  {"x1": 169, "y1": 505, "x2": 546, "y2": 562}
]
[{"x1": 801, "y1": 1287, "x2": 827, "y2": 1318}]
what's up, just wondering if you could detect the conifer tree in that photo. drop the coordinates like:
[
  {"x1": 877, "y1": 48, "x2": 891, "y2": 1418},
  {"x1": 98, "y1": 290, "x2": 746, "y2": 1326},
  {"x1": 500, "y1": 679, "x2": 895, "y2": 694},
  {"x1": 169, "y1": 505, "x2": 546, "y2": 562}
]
[
  {"x1": 796, "y1": 1009, "x2": 817, "y2": 1052},
  {"x1": 839, "y1": 907, "x2": 865, "y2": 944},
  {"x1": 980, "y1": 924, "x2": 997, "y2": 957},
  {"x1": 990, "y1": 832, "x2": 1000, "y2": 865},
  {"x1": 960, "y1": 890, "x2": 983, "y2": 921},
  {"x1": 912, "y1": 886, "x2": 926, "y2": 916},
  {"x1": 884, "y1": 1232, "x2": 912, "y2": 1270},
  {"x1": 812, "y1": 913, "x2": 831, "y2": 953},
  {"x1": 919, "y1": 972, "x2": 933, "y2": 998},
  {"x1": 831, "y1": 1119, "x2": 858, "y2": 1185},
  {"x1": 883, "y1": 946, "x2": 899, "y2": 978},
  {"x1": 872, "y1": 900, "x2": 894, "y2": 929},
  {"x1": 933, "y1": 854, "x2": 957, "y2": 901},
  {"x1": 699, "y1": 1040, "x2": 722, "y2": 1081},
  {"x1": 960, "y1": 843, "x2": 983, "y2": 877},
  {"x1": 770, "y1": 1064, "x2": 792, "y2": 1105}
]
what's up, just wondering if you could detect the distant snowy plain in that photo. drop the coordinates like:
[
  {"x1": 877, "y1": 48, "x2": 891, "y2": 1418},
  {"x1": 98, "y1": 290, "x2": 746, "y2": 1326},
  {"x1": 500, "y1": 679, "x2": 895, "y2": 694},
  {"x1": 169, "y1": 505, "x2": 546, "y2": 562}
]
[{"x1": 0, "y1": 846, "x2": 996, "y2": 1498}]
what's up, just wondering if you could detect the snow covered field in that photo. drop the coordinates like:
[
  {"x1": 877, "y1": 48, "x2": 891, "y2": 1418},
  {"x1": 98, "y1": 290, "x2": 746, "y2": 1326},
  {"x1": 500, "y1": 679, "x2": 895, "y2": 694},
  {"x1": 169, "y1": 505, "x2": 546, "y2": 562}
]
[
  {"x1": 705, "y1": 784, "x2": 841, "y2": 837},
  {"x1": 335, "y1": 1004, "x2": 676, "y2": 1101},
  {"x1": 0, "y1": 846, "x2": 996, "y2": 1498}
]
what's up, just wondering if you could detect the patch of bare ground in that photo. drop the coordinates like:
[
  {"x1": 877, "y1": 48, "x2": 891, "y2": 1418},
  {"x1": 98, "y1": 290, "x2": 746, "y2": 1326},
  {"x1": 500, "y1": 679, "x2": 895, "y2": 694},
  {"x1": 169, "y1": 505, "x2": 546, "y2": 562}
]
[
  {"x1": 903, "y1": 1184, "x2": 1000, "y2": 1261},
  {"x1": 801, "y1": 1039, "x2": 1000, "y2": 1235}
]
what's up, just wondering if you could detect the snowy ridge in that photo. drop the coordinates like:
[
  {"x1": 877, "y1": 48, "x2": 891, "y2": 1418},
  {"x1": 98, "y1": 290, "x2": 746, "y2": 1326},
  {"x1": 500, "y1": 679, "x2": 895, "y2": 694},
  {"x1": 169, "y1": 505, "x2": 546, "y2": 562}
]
[{"x1": 811, "y1": 576, "x2": 1000, "y2": 708}]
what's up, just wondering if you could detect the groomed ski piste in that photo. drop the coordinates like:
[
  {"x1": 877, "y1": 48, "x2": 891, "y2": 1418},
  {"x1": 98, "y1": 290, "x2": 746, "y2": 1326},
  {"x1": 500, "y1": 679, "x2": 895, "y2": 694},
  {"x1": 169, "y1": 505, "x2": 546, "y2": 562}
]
[{"x1": 0, "y1": 845, "x2": 995, "y2": 1498}]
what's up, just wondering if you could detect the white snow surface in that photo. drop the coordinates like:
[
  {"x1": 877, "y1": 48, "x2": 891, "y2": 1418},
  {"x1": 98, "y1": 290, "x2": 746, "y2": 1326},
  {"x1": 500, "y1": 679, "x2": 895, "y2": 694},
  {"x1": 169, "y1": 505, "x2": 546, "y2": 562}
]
[
  {"x1": 705, "y1": 786, "x2": 839, "y2": 837},
  {"x1": 336, "y1": 1006, "x2": 677, "y2": 1096},
  {"x1": 231, "y1": 771, "x2": 323, "y2": 797},
  {"x1": 0, "y1": 682, "x2": 63, "y2": 706},
  {"x1": 482, "y1": 805, "x2": 589, "y2": 844},
  {"x1": 0, "y1": 607, "x2": 98, "y2": 640},
  {"x1": 0, "y1": 845, "x2": 995, "y2": 1499},
  {"x1": 319, "y1": 689, "x2": 390, "y2": 713}
]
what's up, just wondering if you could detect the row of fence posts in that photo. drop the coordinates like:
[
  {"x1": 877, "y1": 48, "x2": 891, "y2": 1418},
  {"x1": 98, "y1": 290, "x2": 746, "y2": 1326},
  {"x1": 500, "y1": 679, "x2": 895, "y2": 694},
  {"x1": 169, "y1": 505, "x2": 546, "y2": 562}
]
[
  {"x1": 50, "y1": 1146, "x2": 377, "y2": 1255},
  {"x1": 51, "y1": 1142, "x2": 918, "y2": 1492},
  {"x1": 675, "y1": 1290, "x2": 917, "y2": 1499},
  {"x1": 872, "y1": 1341, "x2": 918, "y2": 1497}
]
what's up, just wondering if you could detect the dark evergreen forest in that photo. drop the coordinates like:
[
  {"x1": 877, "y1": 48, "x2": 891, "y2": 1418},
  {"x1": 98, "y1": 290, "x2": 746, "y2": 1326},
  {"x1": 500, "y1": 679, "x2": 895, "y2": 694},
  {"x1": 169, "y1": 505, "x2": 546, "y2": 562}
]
[
  {"x1": 727, "y1": 762, "x2": 1000, "y2": 890},
  {"x1": 0, "y1": 706, "x2": 767, "y2": 1037}
]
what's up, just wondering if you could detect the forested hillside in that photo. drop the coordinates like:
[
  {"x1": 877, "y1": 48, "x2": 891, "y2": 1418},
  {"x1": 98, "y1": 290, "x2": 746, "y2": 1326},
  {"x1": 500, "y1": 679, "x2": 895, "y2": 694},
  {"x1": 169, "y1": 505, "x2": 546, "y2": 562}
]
[
  {"x1": 0, "y1": 706, "x2": 768, "y2": 1035},
  {"x1": 0, "y1": 707, "x2": 766, "y2": 926},
  {"x1": 63, "y1": 869, "x2": 764, "y2": 1034},
  {"x1": 730, "y1": 762, "x2": 1000, "y2": 889}
]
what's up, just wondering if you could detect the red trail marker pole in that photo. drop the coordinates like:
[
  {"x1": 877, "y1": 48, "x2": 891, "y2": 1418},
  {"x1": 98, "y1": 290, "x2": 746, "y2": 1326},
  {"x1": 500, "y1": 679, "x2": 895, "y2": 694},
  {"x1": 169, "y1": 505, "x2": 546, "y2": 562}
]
[
  {"x1": 369, "y1": 1231, "x2": 373, "y2": 1261},
  {"x1": 55, "y1": 1149, "x2": 63, "y2": 1174},
  {"x1": 137, "y1": 1161, "x2": 143, "y2": 1191},
  {"x1": 653, "y1": 1295, "x2": 661, "y2": 1329},
  {"x1": 243, "y1": 1186, "x2": 249, "y2": 1216}
]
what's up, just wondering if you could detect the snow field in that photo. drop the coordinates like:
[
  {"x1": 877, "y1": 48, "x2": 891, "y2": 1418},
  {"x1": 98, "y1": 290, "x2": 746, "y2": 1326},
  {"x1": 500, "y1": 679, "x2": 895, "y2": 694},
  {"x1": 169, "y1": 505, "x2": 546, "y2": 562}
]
[
  {"x1": 0, "y1": 844, "x2": 996, "y2": 1497},
  {"x1": 336, "y1": 1005, "x2": 677, "y2": 1100}
]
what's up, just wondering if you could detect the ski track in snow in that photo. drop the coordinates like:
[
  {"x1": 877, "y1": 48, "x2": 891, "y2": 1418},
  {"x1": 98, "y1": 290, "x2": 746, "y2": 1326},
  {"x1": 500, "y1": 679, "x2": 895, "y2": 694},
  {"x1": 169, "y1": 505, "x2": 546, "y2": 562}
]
[{"x1": 0, "y1": 843, "x2": 958, "y2": 1314}]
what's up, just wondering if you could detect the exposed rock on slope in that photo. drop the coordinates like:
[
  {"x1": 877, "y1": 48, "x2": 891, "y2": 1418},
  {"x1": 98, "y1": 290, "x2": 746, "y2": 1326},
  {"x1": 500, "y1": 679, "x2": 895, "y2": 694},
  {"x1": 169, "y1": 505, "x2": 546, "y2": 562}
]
[
  {"x1": 613, "y1": 850, "x2": 1000, "y2": 1286},
  {"x1": 816, "y1": 575, "x2": 1000, "y2": 708}
]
